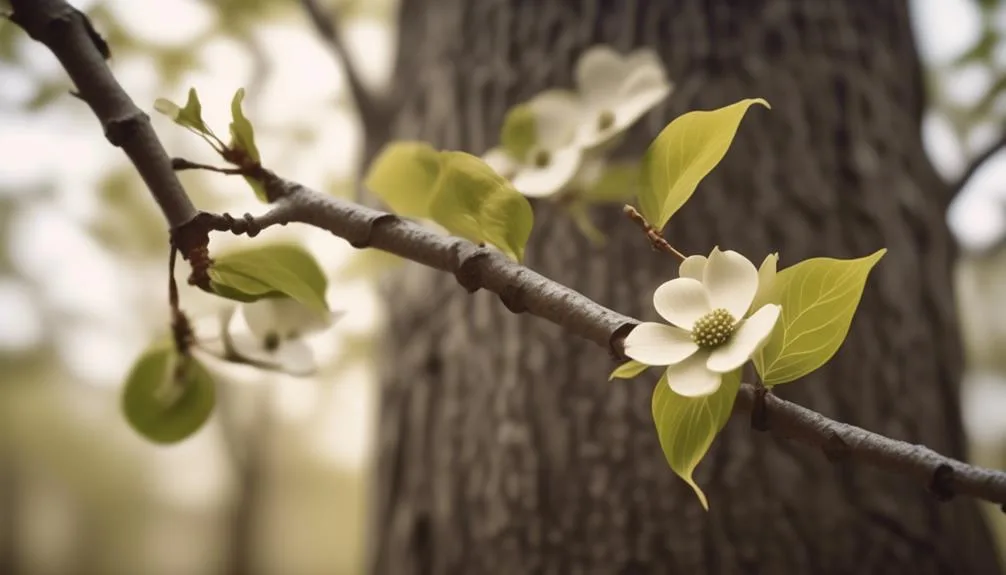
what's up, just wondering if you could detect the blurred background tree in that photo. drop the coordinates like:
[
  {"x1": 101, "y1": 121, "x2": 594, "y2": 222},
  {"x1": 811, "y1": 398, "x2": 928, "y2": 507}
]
[{"x1": 1, "y1": 0, "x2": 1006, "y2": 574}]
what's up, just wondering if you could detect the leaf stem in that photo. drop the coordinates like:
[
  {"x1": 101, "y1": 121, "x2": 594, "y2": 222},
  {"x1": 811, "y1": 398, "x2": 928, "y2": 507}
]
[{"x1": 622, "y1": 204, "x2": 686, "y2": 261}]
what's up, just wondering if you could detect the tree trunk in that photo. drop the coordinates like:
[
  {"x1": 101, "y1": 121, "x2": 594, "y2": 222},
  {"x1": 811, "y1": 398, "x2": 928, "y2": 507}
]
[{"x1": 370, "y1": 1, "x2": 1003, "y2": 573}]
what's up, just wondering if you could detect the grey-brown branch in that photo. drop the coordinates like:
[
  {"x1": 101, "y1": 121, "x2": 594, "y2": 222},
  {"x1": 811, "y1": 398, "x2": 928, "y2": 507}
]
[
  {"x1": 13, "y1": 0, "x2": 1006, "y2": 510},
  {"x1": 10, "y1": 0, "x2": 197, "y2": 230}
]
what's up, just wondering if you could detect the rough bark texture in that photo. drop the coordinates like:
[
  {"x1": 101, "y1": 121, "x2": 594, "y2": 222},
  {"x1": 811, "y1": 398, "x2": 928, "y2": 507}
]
[{"x1": 371, "y1": 1, "x2": 1003, "y2": 573}]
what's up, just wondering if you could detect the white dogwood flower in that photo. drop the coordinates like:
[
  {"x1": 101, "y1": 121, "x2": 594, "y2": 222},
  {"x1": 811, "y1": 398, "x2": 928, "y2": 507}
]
[
  {"x1": 483, "y1": 90, "x2": 584, "y2": 198},
  {"x1": 624, "y1": 248, "x2": 781, "y2": 397},
  {"x1": 573, "y1": 45, "x2": 673, "y2": 150},
  {"x1": 228, "y1": 298, "x2": 340, "y2": 376}
]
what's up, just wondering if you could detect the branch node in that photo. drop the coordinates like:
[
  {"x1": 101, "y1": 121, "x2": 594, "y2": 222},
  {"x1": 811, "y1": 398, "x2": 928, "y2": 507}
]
[
  {"x1": 262, "y1": 170, "x2": 292, "y2": 202},
  {"x1": 821, "y1": 430, "x2": 851, "y2": 462},
  {"x1": 454, "y1": 251, "x2": 490, "y2": 293},
  {"x1": 608, "y1": 322, "x2": 637, "y2": 360},
  {"x1": 74, "y1": 7, "x2": 111, "y2": 60},
  {"x1": 349, "y1": 213, "x2": 394, "y2": 248},
  {"x1": 928, "y1": 464, "x2": 956, "y2": 502},
  {"x1": 499, "y1": 284, "x2": 527, "y2": 314},
  {"x1": 104, "y1": 112, "x2": 147, "y2": 147},
  {"x1": 750, "y1": 385, "x2": 770, "y2": 431}
]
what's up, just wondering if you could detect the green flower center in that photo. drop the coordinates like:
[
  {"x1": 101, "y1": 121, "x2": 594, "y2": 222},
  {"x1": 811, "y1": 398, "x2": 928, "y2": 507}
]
[
  {"x1": 533, "y1": 148, "x2": 551, "y2": 167},
  {"x1": 263, "y1": 331, "x2": 281, "y2": 352},
  {"x1": 597, "y1": 109, "x2": 616, "y2": 131},
  {"x1": 691, "y1": 308, "x2": 736, "y2": 349}
]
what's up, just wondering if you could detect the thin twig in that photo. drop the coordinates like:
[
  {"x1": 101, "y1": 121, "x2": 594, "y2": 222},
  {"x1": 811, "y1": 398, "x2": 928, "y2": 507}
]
[
  {"x1": 949, "y1": 130, "x2": 1006, "y2": 199},
  {"x1": 622, "y1": 204, "x2": 687, "y2": 260},
  {"x1": 14, "y1": 0, "x2": 1006, "y2": 509},
  {"x1": 172, "y1": 157, "x2": 246, "y2": 175},
  {"x1": 298, "y1": 0, "x2": 392, "y2": 149}
]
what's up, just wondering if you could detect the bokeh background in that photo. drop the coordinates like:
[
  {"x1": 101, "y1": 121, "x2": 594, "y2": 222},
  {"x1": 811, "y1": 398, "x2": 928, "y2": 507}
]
[{"x1": 1, "y1": 0, "x2": 1005, "y2": 573}]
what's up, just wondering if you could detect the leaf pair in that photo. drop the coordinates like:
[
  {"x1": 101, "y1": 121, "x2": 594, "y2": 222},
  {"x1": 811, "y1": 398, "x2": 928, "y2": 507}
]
[
  {"x1": 154, "y1": 87, "x2": 265, "y2": 201},
  {"x1": 365, "y1": 143, "x2": 534, "y2": 261},
  {"x1": 208, "y1": 242, "x2": 330, "y2": 314}
]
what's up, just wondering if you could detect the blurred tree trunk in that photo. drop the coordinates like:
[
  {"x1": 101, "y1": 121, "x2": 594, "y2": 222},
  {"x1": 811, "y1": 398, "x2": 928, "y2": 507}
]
[{"x1": 370, "y1": 1, "x2": 1003, "y2": 573}]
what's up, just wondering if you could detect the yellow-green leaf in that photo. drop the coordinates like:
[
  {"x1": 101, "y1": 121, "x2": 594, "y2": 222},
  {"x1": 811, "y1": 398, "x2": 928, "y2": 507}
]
[
  {"x1": 152, "y1": 87, "x2": 204, "y2": 131},
  {"x1": 581, "y1": 162, "x2": 642, "y2": 204},
  {"x1": 364, "y1": 141, "x2": 443, "y2": 218},
  {"x1": 122, "y1": 343, "x2": 216, "y2": 444},
  {"x1": 651, "y1": 368, "x2": 740, "y2": 510},
  {"x1": 754, "y1": 249, "x2": 886, "y2": 386},
  {"x1": 609, "y1": 359, "x2": 648, "y2": 380},
  {"x1": 209, "y1": 243, "x2": 329, "y2": 313},
  {"x1": 428, "y1": 151, "x2": 534, "y2": 262},
  {"x1": 500, "y1": 104, "x2": 536, "y2": 160},
  {"x1": 229, "y1": 88, "x2": 260, "y2": 162},
  {"x1": 154, "y1": 87, "x2": 209, "y2": 134},
  {"x1": 228, "y1": 88, "x2": 266, "y2": 201},
  {"x1": 640, "y1": 98, "x2": 769, "y2": 231}
]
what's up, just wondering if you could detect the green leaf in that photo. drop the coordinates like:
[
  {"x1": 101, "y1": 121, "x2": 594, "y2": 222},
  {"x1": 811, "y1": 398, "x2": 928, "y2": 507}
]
[
  {"x1": 229, "y1": 88, "x2": 260, "y2": 162},
  {"x1": 566, "y1": 202, "x2": 607, "y2": 246},
  {"x1": 154, "y1": 87, "x2": 209, "y2": 134},
  {"x1": 209, "y1": 243, "x2": 329, "y2": 312},
  {"x1": 122, "y1": 343, "x2": 216, "y2": 444},
  {"x1": 640, "y1": 98, "x2": 769, "y2": 231},
  {"x1": 500, "y1": 104, "x2": 536, "y2": 160},
  {"x1": 609, "y1": 359, "x2": 648, "y2": 380},
  {"x1": 651, "y1": 368, "x2": 740, "y2": 511},
  {"x1": 428, "y1": 151, "x2": 534, "y2": 262},
  {"x1": 228, "y1": 88, "x2": 266, "y2": 201},
  {"x1": 363, "y1": 141, "x2": 443, "y2": 218},
  {"x1": 753, "y1": 249, "x2": 886, "y2": 386},
  {"x1": 581, "y1": 162, "x2": 642, "y2": 204}
]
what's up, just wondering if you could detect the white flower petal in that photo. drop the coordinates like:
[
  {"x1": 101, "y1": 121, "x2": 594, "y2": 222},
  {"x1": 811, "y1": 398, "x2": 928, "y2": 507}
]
[
  {"x1": 679, "y1": 255, "x2": 707, "y2": 280},
  {"x1": 574, "y1": 59, "x2": 671, "y2": 150},
  {"x1": 703, "y1": 247, "x2": 759, "y2": 319},
  {"x1": 625, "y1": 49, "x2": 665, "y2": 75},
  {"x1": 575, "y1": 45, "x2": 627, "y2": 106},
  {"x1": 229, "y1": 333, "x2": 318, "y2": 376},
  {"x1": 243, "y1": 298, "x2": 333, "y2": 339},
  {"x1": 512, "y1": 146, "x2": 582, "y2": 198},
  {"x1": 483, "y1": 147, "x2": 518, "y2": 179},
  {"x1": 528, "y1": 90, "x2": 583, "y2": 149},
  {"x1": 612, "y1": 68, "x2": 671, "y2": 127},
  {"x1": 706, "y1": 304, "x2": 781, "y2": 373},
  {"x1": 750, "y1": 253, "x2": 779, "y2": 313},
  {"x1": 624, "y1": 322, "x2": 699, "y2": 366},
  {"x1": 665, "y1": 352, "x2": 722, "y2": 397},
  {"x1": 653, "y1": 277, "x2": 712, "y2": 330}
]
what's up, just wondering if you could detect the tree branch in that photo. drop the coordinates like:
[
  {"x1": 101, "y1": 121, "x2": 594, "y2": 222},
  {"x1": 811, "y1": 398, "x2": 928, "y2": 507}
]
[
  {"x1": 949, "y1": 130, "x2": 1006, "y2": 199},
  {"x1": 15, "y1": 0, "x2": 1006, "y2": 510},
  {"x1": 10, "y1": 0, "x2": 197, "y2": 231},
  {"x1": 298, "y1": 0, "x2": 393, "y2": 151}
]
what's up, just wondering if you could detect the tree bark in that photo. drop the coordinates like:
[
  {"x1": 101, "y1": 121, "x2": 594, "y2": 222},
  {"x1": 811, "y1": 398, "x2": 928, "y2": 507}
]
[{"x1": 370, "y1": 1, "x2": 1003, "y2": 573}]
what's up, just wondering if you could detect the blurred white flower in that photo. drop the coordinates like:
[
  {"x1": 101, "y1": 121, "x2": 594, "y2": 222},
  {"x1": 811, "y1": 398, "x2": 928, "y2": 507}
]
[
  {"x1": 224, "y1": 298, "x2": 341, "y2": 376},
  {"x1": 624, "y1": 248, "x2": 780, "y2": 397},
  {"x1": 484, "y1": 45, "x2": 671, "y2": 201},
  {"x1": 572, "y1": 46, "x2": 672, "y2": 150},
  {"x1": 483, "y1": 90, "x2": 585, "y2": 198}
]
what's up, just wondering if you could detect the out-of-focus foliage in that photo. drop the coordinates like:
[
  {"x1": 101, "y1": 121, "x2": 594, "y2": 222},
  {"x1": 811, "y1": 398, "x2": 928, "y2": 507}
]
[{"x1": 1, "y1": 0, "x2": 398, "y2": 572}]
